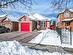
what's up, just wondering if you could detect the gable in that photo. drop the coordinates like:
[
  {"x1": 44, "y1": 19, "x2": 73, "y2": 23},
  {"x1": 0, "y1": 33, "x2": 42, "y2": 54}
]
[
  {"x1": 19, "y1": 16, "x2": 30, "y2": 21},
  {"x1": 3, "y1": 17, "x2": 11, "y2": 22},
  {"x1": 58, "y1": 9, "x2": 73, "y2": 19}
]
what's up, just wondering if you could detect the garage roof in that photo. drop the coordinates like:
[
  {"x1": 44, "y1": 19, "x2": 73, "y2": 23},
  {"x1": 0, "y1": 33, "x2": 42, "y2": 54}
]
[{"x1": 29, "y1": 13, "x2": 51, "y2": 21}]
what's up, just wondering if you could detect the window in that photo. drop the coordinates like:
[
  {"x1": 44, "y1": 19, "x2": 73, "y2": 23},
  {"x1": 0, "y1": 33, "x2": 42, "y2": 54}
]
[
  {"x1": 65, "y1": 21, "x2": 70, "y2": 26},
  {"x1": 41, "y1": 21, "x2": 45, "y2": 27}
]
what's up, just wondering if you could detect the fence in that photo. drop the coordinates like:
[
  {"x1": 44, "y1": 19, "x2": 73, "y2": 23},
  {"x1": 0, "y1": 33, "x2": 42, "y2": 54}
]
[{"x1": 56, "y1": 28, "x2": 72, "y2": 45}]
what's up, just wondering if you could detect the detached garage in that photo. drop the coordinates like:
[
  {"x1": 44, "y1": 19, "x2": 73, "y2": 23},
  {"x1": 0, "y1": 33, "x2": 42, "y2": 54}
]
[
  {"x1": 29, "y1": 13, "x2": 51, "y2": 30},
  {"x1": 21, "y1": 22, "x2": 30, "y2": 32},
  {"x1": 19, "y1": 16, "x2": 37, "y2": 32}
]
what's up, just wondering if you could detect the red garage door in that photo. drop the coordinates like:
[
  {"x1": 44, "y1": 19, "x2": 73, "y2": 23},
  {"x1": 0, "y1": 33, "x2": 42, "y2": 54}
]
[{"x1": 21, "y1": 23, "x2": 30, "y2": 32}]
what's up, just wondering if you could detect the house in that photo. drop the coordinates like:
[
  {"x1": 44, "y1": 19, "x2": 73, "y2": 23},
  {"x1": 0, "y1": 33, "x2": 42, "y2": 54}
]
[
  {"x1": 0, "y1": 15, "x2": 19, "y2": 31},
  {"x1": 30, "y1": 13, "x2": 51, "y2": 30},
  {"x1": 36, "y1": 20, "x2": 50, "y2": 30},
  {"x1": 19, "y1": 16, "x2": 37, "y2": 32},
  {"x1": 57, "y1": 9, "x2": 73, "y2": 30},
  {"x1": 19, "y1": 13, "x2": 51, "y2": 32}
]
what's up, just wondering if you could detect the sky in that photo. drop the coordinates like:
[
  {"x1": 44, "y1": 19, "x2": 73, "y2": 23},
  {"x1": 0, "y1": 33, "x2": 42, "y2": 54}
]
[{"x1": 0, "y1": 0, "x2": 73, "y2": 21}]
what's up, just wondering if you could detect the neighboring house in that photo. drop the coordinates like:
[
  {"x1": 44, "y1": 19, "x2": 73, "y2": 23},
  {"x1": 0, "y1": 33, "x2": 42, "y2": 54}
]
[
  {"x1": 0, "y1": 15, "x2": 19, "y2": 31},
  {"x1": 36, "y1": 20, "x2": 50, "y2": 30},
  {"x1": 57, "y1": 9, "x2": 73, "y2": 30},
  {"x1": 19, "y1": 16, "x2": 37, "y2": 32},
  {"x1": 29, "y1": 13, "x2": 51, "y2": 30}
]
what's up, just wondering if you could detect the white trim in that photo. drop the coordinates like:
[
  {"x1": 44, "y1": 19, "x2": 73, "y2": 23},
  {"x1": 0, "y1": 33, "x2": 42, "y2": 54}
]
[{"x1": 62, "y1": 18, "x2": 73, "y2": 21}]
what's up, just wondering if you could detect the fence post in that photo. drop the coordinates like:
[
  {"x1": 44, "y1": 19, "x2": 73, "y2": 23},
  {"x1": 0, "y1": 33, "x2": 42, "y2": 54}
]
[
  {"x1": 70, "y1": 27, "x2": 72, "y2": 45},
  {"x1": 60, "y1": 28, "x2": 62, "y2": 44}
]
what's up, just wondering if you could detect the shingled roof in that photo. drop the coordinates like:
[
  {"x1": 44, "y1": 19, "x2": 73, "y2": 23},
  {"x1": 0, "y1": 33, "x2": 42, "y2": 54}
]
[
  {"x1": 0, "y1": 14, "x2": 7, "y2": 22},
  {"x1": 0, "y1": 14, "x2": 19, "y2": 22}
]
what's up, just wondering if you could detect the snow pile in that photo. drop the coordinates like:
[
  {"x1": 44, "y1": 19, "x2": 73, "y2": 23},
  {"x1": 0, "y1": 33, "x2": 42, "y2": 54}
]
[
  {"x1": 0, "y1": 41, "x2": 72, "y2": 55},
  {"x1": 29, "y1": 29, "x2": 73, "y2": 49},
  {"x1": 29, "y1": 29, "x2": 61, "y2": 45},
  {"x1": 0, "y1": 41, "x2": 26, "y2": 55}
]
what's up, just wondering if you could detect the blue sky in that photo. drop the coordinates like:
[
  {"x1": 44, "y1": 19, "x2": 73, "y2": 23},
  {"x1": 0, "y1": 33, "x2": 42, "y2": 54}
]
[{"x1": 0, "y1": 0, "x2": 73, "y2": 20}]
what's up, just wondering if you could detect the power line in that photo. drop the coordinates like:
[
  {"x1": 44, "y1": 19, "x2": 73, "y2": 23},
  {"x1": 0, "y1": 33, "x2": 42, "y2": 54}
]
[
  {"x1": 0, "y1": 0, "x2": 18, "y2": 8},
  {"x1": 50, "y1": 0, "x2": 73, "y2": 10},
  {"x1": 0, "y1": 0, "x2": 33, "y2": 15}
]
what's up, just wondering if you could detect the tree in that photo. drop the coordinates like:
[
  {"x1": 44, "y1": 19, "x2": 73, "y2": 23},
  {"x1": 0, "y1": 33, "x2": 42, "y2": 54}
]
[
  {"x1": 0, "y1": 0, "x2": 18, "y2": 8},
  {"x1": 0, "y1": 0, "x2": 32, "y2": 15},
  {"x1": 50, "y1": 0, "x2": 72, "y2": 9}
]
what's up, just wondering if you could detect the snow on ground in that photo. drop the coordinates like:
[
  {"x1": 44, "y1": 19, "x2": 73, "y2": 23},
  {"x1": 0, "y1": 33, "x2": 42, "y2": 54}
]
[
  {"x1": 0, "y1": 41, "x2": 72, "y2": 55},
  {"x1": 0, "y1": 29, "x2": 73, "y2": 55},
  {"x1": 29, "y1": 29, "x2": 61, "y2": 45},
  {"x1": 29, "y1": 29, "x2": 73, "y2": 49}
]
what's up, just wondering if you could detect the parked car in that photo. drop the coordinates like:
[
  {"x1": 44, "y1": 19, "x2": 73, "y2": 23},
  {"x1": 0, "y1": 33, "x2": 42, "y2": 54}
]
[{"x1": 0, "y1": 26, "x2": 10, "y2": 34}]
